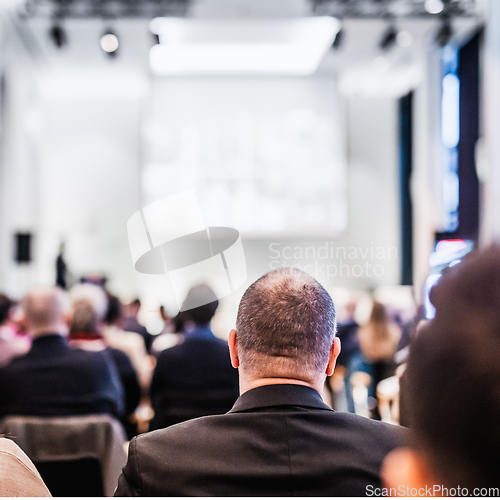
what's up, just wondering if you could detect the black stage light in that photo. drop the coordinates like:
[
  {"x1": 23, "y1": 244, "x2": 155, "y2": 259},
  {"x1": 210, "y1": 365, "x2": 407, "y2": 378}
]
[
  {"x1": 49, "y1": 24, "x2": 67, "y2": 48},
  {"x1": 332, "y1": 26, "x2": 344, "y2": 49},
  {"x1": 379, "y1": 24, "x2": 398, "y2": 51},
  {"x1": 435, "y1": 19, "x2": 453, "y2": 47}
]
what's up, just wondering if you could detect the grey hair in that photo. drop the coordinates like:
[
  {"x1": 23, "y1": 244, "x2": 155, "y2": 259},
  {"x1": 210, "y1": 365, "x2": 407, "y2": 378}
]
[{"x1": 69, "y1": 284, "x2": 108, "y2": 319}]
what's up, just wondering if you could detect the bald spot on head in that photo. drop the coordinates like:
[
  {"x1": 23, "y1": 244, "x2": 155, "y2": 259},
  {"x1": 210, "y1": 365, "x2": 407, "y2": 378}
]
[
  {"x1": 23, "y1": 286, "x2": 69, "y2": 337},
  {"x1": 235, "y1": 268, "x2": 336, "y2": 380}
]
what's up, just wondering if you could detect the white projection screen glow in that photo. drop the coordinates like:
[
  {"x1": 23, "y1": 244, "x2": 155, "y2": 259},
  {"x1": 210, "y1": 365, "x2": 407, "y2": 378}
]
[{"x1": 142, "y1": 75, "x2": 347, "y2": 238}]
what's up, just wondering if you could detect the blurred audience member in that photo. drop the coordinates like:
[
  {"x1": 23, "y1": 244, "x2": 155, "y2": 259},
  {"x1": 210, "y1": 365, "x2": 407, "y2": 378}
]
[
  {"x1": 0, "y1": 286, "x2": 124, "y2": 419},
  {"x1": 69, "y1": 290, "x2": 141, "y2": 438},
  {"x1": 55, "y1": 241, "x2": 67, "y2": 290},
  {"x1": 149, "y1": 284, "x2": 239, "y2": 431},
  {"x1": 151, "y1": 308, "x2": 185, "y2": 356},
  {"x1": 383, "y1": 246, "x2": 500, "y2": 493},
  {"x1": 334, "y1": 299, "x2": 361, "y2": 413},
  {"x1": 358, "y1": 301, "x2": 401, "y2": 419},
  {"x1": 122, "y1": 299, "x2": 153, "y2": 353},
  {"x1": 0, "y1": 437, "x2": 51, "y2": 497},
  {"x1": 102, "y1": 292, "x2": 153, "y2": 390},
  {"x1": 336, "y1": 300, "x2": 360, "y2": 368},
  {"x1": 0, "y1": 293, "x2": 30, "y2": 368}
]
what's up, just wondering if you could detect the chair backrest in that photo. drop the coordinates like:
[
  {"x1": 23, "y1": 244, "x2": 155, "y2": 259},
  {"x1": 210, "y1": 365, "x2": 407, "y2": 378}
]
[{"x1": 0, "y1": 414, "x2": 127, "y2": 497}]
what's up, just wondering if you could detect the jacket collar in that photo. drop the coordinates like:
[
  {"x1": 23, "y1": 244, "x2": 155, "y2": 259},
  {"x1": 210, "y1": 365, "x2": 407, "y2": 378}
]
[
  {"x1": 31, "y1": 334, "x2": 68, "y2": 351},
  {"x1": 229, "y1": 384, "x2": 333, "y2": 413},
  {"x1": 184, "y1": 324, "x2": 216, "y2": 341}
]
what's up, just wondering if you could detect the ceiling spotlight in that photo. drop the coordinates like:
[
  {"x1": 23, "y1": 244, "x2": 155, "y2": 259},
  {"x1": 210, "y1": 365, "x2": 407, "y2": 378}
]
[
  {"x1": 379, "y1": 25, "x2": 398, "y2": 51},
  {"x1": 49, "y1": 24, "x2": 67, "y2": 48},
  {"x1": 396, "y1": 30, "x2": 413, "y2": 48},
  {"x1": 425, "y1": 0, "x2": 445, "y2": 15},
  {"x1": 435, "y1": 20, "x2": 453, "y2": 47},
  {"x1": 100, "y1": 29, "x2": 119, "y2": 55}
]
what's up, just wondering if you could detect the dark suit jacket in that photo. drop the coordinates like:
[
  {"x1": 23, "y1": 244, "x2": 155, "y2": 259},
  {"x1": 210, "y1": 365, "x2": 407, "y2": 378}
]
[
  {"x1": 150, "y1": 327, "x2": 239, "y2": 430},
  {"x1": 0, "y1": 334, "x2": 124, "y2": 418},
  {"x1": 116, "y1": 384, "x2": 407, "y2": 496}
]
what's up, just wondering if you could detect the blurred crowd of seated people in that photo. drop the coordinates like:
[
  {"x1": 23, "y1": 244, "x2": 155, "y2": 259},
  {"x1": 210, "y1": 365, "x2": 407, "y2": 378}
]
[
  {"x1": 0, "y1": 279, "x2": 241, "y2": 440},
  {"x1": 329, "y1": 289, "x2": 423, "y2": 421},
  {"x1": 0, "y1": 277, "x2": 425, "y2": 437},
  {"x1": 1, "y1": 244, "x2": 500, "y2": 495}
]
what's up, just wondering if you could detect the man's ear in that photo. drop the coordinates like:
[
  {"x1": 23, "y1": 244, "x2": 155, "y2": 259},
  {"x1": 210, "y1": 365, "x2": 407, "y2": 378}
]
[
  {"x1": 382, "y1": 447, "x2": 437, "y2": 496},
  {"x1": 16, "y1": 313, "x2": 27, "y2": 334},
  {"x1": 228, "y1": 329, "x2": 240, "y2": 369},
  {"x1": 326, "y1": 337, "x2": 341, "y2": 377},
  {"x1": 64, "y1": 311, "x2": 73, "y2": 328}
]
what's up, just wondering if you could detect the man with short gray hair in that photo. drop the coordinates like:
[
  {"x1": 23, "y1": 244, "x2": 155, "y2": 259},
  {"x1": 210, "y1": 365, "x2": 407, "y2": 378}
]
[
  {"x1": 116, "y1": 269, "x2": 406, "y2": 496},
  {"x1": 0, "y1": 286, "x2": 124, "y2": 419}
]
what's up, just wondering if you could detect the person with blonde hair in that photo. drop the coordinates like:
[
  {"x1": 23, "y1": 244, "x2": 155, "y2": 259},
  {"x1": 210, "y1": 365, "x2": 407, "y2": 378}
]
[
  {"x1": 358, "y1": 301, "x2": 401, "y2": 364},
  {"x1": 357, "y1": 300, "x2": 401, "y2": 418}
]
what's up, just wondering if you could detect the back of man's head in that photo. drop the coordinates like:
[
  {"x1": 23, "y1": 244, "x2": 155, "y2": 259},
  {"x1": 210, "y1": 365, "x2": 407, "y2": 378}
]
[
  {"x1": 390, "y1": 246, "x2": 500, "y2": 491},
  {"x1": 70, "y1": 300, "x2": 99, "y2": 334},
  {"x1": 105, "y1": 293, "x2": 122, "y2": 326},
  {"x1": 235, "y1": 268, "x2": 336, "y2": 380},
  {"x1": 70, "y1": 284, "x2": 108, "y2": 321},
  {"x1": 22, "y1": 286, "x2": 69, "y2": 338},
  {"x1": 182, "y1": 284, "x2": 218, "y2": 326}
]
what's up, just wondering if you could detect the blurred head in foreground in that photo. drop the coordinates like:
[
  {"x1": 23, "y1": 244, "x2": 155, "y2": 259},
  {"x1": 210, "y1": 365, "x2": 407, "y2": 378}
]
[
  {"x1": 229, "y1": 267, "x2": 340, "y2": 395},
  {"x1": 383, "y1": 245, "x2": 500, "y2": 493}
]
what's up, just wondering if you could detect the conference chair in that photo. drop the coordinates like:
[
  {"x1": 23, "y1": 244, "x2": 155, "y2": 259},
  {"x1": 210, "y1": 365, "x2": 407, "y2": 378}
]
[{"x1": 0, "y1": 414, "x2": 127, "y2": 497}]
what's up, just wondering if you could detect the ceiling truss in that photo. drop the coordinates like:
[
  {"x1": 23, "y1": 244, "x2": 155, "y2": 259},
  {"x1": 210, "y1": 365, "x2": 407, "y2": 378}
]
[{"x1": 19, "y1": 0, "x2": 481, "y2": 19}]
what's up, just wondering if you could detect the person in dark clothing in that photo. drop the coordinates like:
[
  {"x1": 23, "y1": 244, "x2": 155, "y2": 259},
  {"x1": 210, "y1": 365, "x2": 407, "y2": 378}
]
[
  {"x1": 0, "y1": 293, "x2": 30, "y2": 368},
  {"x1": 0, "y1": 286, "x2": 124, "y2": 419},
  {"x1": 149, "y1": 284, "x2": 239, "y2": 431},
  {"x1": 69, "y1": 291, "x2": 141, "y2": 438},
  {"x1": 334, "y1": 300, "x2": 361, "y2": 413},
  {"x1": 55, "y1": 242, "x2": 67, "y2": 290},
  {"x1": 116, "y1": 269, "x2": 406, "y2": 496},
  {"x1": 122, "y1": 299, "x2": 153, "y2": 353}
]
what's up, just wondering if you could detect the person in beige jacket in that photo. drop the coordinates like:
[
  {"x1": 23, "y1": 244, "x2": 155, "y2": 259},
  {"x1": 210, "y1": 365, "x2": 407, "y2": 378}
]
[{"x1": 0, "y1": 437, "x2": 51, "y2": 497}]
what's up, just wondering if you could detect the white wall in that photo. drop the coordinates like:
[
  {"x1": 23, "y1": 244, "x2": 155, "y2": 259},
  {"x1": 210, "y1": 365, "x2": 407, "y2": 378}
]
[
  {"x1": 481, "y1": 0, "x2": 500, "y2": 245},
  {"x1": 36, "y1": 84, "x2": 145, "y2": 295},
  {"x1": 0, "y1": 17, "x2": 149, "y2": 298},
  {"x1": 411, "y1": 40, "x2": 445, "y2": 302},
  {"x1": 0, "y1": 19, "x2": 41, "y2": 298}
]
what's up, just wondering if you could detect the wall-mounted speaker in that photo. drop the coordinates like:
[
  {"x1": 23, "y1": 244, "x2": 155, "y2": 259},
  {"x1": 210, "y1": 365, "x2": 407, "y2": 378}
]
[{"x1": 15, "y1": 232, "x2": 32, "y2": 263}]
